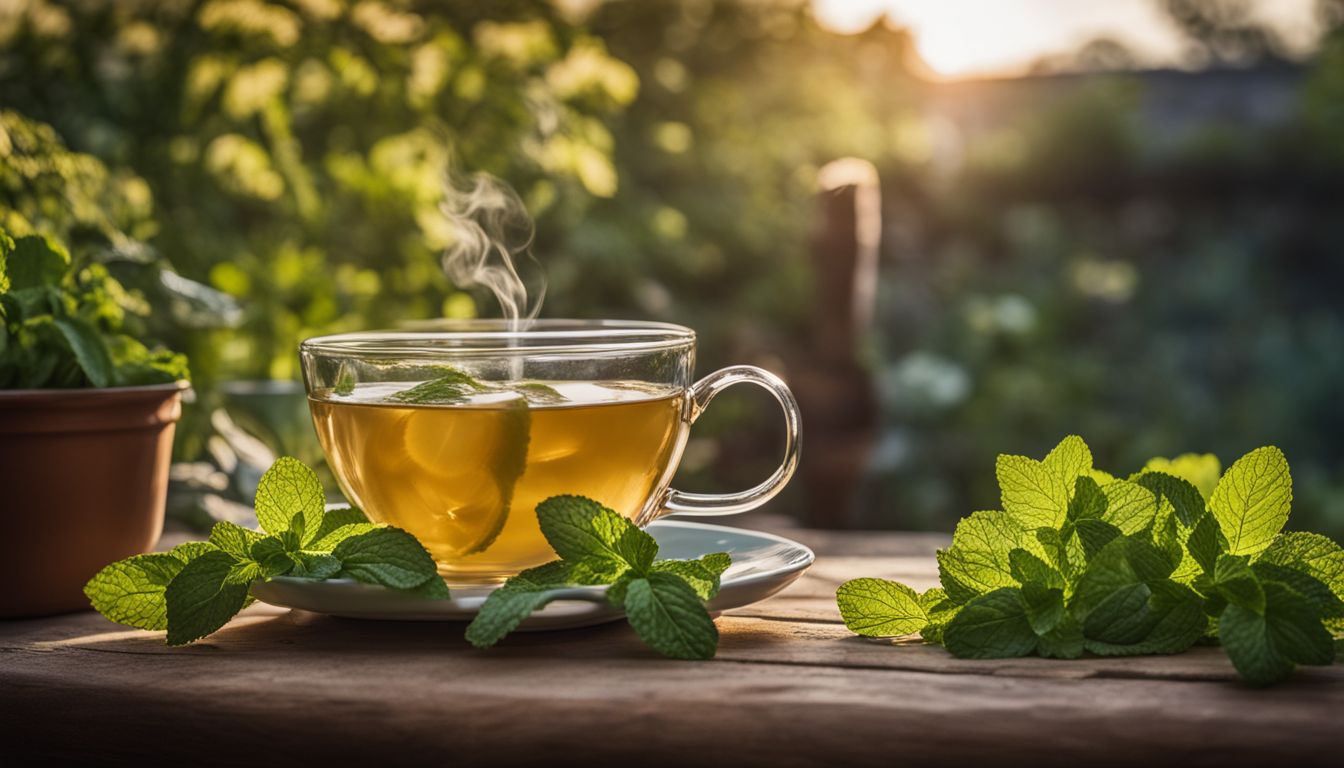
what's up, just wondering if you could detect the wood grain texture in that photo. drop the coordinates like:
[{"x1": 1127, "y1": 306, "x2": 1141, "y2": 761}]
[{"x1": 1, "y1": 529, "x2": 1339, "y2": 767}]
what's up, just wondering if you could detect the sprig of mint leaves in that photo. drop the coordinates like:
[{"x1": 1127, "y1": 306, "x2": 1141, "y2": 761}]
[
  {"x1": 84, "y1": 457, "x2": 446, "y2": 645},
  {"x1": 465, "y1": 495, "x2": 731, "y2": 659},
  {"x1": 836, "y1": 437, "x2": 1344, "y2": 686},
  {"x1": 86, "y1": 458, "x2": 732, "y2": 660}
]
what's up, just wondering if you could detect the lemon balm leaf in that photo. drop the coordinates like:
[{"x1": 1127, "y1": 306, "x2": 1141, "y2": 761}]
[
  {"x1": 1220, "y1": 581, "x2": 1334, "y2": 686},
  {"x1": 1185, "y1": 512, "x2": 1228, "y2": 575},
  {"x1": 622, "y1": 573, "x2": 718, "y2": 660},
  {"x1": 331, "y1": 527, "x2": 440, "y2": 589},
  {"x1": 466, "y1": 559, "x2": 635, "y2": 648},
  {"x1": 1043, "y1": 435, "x2": 1092, "y2": 484},
  {"x1": 536, "y1": 495, "x2": 657, "y2": 575},
  {"x1": 997, "y1": 454, "x2": 1071, "y2": 529},
  {"x1": 310, "y1": 522, "x2": 380, "y2": 552},
  {"x1": 652, "y1": 552, "x2": 731, "y2": 601},
  {"x1": 303, "y1": 506, "x2": 370, "y2": 549},
  {"x1": 163, "y1": 550, "x2": 251, "y2": 645},
  {"x1": 1210, "y1": 446, "x2": 1292, "y2": 557},
  {"x1": 1099, "y1": 480, "x2": 1157, "y2": 535},
  {"x1": 289, "y1": 552, "x2": 342, "y2": 579},
  {"x1": 208, "y1": 521, "x2": 265, "y2": 559},
  {"x1": 254, "y1": 456, "x2": 326, "y2": 537},
  {"x1": 466, "y1": 589, "x2": 558, "y2": 648},
  {"x1": 937, "y1": 511, "x2": 1042, "y2": 603},
  {"x1": 1258, "y1": 533, "x2": 1344, "y2": 631},
  {"x1": 836, "y1": 578, "x2": 927, "y2": 637},
  {"x1": 943, "y1": 588, "x2": 1038, "y2": 659},
  {"x1": 84, "y1": 551, "x2": 197, "y2": 631},
  {"x1": 1135, "y1": 472, "x2": 1206, "y2": 528}
]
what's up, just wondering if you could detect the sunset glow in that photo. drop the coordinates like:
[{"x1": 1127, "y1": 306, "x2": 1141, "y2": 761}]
[{"x1": 812, "y1": 0, "x2": 1324, "y2": 79}]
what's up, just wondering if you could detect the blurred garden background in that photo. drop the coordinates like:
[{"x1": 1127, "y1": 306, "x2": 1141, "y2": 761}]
[{"x1": 3, "y1": 0, "x2": 1343, "y2": 537}]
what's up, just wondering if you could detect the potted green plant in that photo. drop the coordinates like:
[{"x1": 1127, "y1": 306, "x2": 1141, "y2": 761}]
[{"x1": 0, "y1": 230, "x2": 190, "y2": 616}]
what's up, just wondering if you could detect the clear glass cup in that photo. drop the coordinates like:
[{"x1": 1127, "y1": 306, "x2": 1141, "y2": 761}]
[{"x1": 300, "y1": 320, "x2": 801, "y2": 583}]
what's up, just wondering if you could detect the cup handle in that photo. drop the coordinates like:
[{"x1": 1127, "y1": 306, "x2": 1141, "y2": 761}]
[{"x1": 654, "y1": 365, "x2": 801, "y2": 519}]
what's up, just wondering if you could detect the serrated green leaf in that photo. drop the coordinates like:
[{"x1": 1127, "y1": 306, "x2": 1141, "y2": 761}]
[
  {"x1": 943, "y1": 587, "x2": 1038, "y2": 659},
  {"x1": 1252, "y1": 562, "x2": 1344, "y2": 620},
  {"x1": 997, "y1": 454, "x2": 1071, "y2": 529},
  {"x1": 84, "y1": 552, "x2": 191, "y2": 631},
  {"x1": 288, "y1": 552, "x2": 342, "y2": 579},
  {"x1": 1065, "y1": 476, "x2": 1107, "y2": 524},
  {"x1": 164, "y1": 550, "x2": 251, "y2": 645},
  {"x1": 310, "y1": 522, "x2": 380, "y2": 552},
  {"x1": 465, "y1": 589, "x2": 556, "y2": 648},
  {"x1": 249, "y1": 535, "x2": 297, "y2": 577},
  {"x1": 1036, "y1": 613, "x2": 1085, "y2": 659},
  {"x1": 254, "y1": 456, "x2": 326, "y2": 538},
  {"x1": 1100, "y1": 480, "x2": 1157, "y2": 535},
  {"x1": 1072, "y1": 535, "x2": 1174, "y2": 624},
  {"x1": 331, "y1": 527, "x2": 439, "y2": 589},
  {"x1": 1072, "y1": 518, "x2": 1124, "y2": 561},
  {"x1": 650, "y1": 552, "x2": 731, "y2": 601},
  {"x1": 1083, "y1": 580, "x2": 1205, "y2": 656},
  {"x1": 1186, "y1": 512, "x2": 1228, "y2": 575},
  {"x1": 1020, "y1": 583, "x2": 1065, "y2": 635},
  {"x1": 208, "y1": 521, "x2": 265, "y2": 560},
  {"x1": 225, "y1": 560, "x2": 264, "y2": 585},
  {"x1": 917, "y1": 587, "x2": 961, "y2": 643},
  {"x1": 536, "y1": 495, "x2": 656, "y2": 576},
  {"x1": 937, "y1": 510, "x2": 1043, "y2": 605},
  {"x1": 168, "y1": 541, "x2": 217, "y2": 562},
  {"x1": 1258, "y1": 532, "x2": 1344, "y2": 625},
  {"x1": 1043, "y1": 435, "x2": 1092, "y2": 482},
  {"x1": 836, "y1": 578, "x2": 927, "y2": 637},
  {"x1": 412, "y1": 575, "x2": 452, "y2": 600},
  {"x1": 1135, "y1": 472, "x2": 1206, "y2": 527},
  {"x1": 1008, "y1": 548, "x2": 1063, "y2": 590},
  {"x1": 1034, "y1": 527, "x2": 1071, "y2": 576},
  {"x1": 303, "y1": 506, "x2": 370, "y2": 549},
  {"x1": 1209, "y1": 446, "x2": 1291, "y2": 557},
  {"x1": 622, "y1": 572, "x2": 718, "y2": 660},
  {"x1": 1144, "y1": 453, "x2": 1221, "y2": 500},
  {"x1": 1220, "y1": 581, "x2": 1334, "y2": 686},
  {"x1": 1213, "y1": 554, "x2": 1264, "y2": 613},
  {"x1": 1082, "y1": 582, "x2": 1155, "y2": 644}
]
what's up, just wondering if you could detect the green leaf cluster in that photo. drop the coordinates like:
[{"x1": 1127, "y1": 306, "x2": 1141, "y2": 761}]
[
  {"x1": 0, "y1": 229, "x2": 188, "y2": 388},
  {"x1": 466, "y1": 495, "x2": 731, "y2": 660},
  {"x1": 85, "y1": 457, "x2": 448, "y2": 645},
  {"x1": 837, "y1": 437, "x2": 1344, "y2": 685}
]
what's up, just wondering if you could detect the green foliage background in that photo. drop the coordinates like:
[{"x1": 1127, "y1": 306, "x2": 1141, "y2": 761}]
[{"x1": 2, "y1": 0, "x2": 1343, "y2": 537}]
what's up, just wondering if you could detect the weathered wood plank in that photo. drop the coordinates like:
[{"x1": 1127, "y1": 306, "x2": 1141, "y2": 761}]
[
  {"x1": 3, "y1": 608, "x2": 1340, "y2": 766},
  {"x1": 1, "y1": 533, "x2": 1339, "y2": 767}
]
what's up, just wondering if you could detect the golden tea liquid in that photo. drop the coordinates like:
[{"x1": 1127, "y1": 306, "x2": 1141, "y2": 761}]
[{"x1": 309, "y1": 382, "x2": 687, "y2": 583}]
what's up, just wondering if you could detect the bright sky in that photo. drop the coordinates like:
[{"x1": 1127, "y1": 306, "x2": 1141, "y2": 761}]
[{"x1": 812, "y1": 0, "x2": 1324, "y2": 79}]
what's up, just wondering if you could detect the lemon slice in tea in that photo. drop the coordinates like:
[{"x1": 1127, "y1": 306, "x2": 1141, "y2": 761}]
[{"x1": 398, "y1": 395, "x2": 531, "y2": 557}]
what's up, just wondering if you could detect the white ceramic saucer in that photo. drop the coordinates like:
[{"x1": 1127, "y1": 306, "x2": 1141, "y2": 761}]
[{"x1": 249, "y1": 520, "x2": 814, "y2": 631}]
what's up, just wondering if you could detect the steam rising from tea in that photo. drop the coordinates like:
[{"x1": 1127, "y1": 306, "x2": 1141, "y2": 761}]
[{"x1": 439, "y1": 170, "x2": 545, "y2": 328}]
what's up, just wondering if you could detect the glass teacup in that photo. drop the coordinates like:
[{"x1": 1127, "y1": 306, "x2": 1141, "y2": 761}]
[{"x1": 300, "y1": 320, "x2": 801, "y2": 584}]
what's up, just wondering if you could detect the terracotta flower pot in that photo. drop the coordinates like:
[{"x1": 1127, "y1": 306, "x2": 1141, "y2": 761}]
[{"x1": 0, "y1": 382, "x2": 189, "y2": 618}]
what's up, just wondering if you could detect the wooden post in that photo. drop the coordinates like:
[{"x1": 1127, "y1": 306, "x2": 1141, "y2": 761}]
[{"x1": 788, "y1": 158, "x2": 881, "y2": 528}]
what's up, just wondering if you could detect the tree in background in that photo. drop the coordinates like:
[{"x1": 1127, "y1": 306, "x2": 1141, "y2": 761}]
[{"x1": 0, "y1": 0, "x2": 637, "y2": 383}]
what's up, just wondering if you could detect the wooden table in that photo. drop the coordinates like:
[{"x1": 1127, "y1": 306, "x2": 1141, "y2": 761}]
[{"x1": 2, "y1": 524, "x2": 1340, "y2": 766}]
